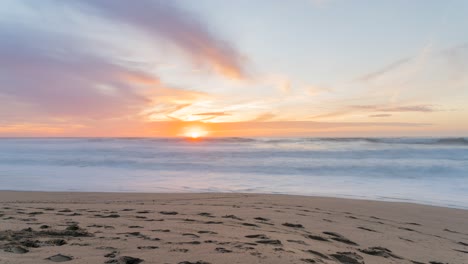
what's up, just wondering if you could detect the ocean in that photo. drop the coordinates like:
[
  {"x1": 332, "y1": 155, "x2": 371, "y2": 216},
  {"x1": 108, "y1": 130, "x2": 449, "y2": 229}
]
[{"x1": 0, "y1": 137, "x2": 467, "y2": 209}]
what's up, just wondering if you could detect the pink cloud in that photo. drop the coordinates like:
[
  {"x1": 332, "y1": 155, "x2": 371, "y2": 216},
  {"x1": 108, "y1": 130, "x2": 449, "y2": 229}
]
[{"x1": 69, "y1": 0, "x2": 248, "y2": 79}]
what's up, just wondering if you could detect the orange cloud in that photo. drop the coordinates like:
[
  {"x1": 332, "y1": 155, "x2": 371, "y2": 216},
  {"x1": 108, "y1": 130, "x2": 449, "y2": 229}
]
[
  {"x1": 252, "y1": 112, "x2": 276, "y2": 121},
  {"x1": 0, "y1": 123, "x2": 83, "y2": 136},
  {"x1": 0, "y1": 118, "x2": 441, "y2": 138},
  {"x1": 140, "y1": 120, "x2": 431, "y2": 138},
  {"x1": 194, "y1": 112, "x2": 230, "y2": 116}
]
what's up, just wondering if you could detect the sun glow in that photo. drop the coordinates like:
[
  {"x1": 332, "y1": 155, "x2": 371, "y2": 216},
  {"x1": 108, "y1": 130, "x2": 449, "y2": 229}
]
[
  {"x1": 182, "y1": 126, "x2": 208, "y2": 139},
  {"x1": 190, "y1": 132, "x2": 200, "y2": 139}
]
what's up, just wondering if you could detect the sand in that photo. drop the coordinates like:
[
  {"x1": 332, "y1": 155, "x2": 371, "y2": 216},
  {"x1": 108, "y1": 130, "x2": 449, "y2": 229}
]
[{"x1": 0, "y1": 191, "x2": 467, "y2": 264}]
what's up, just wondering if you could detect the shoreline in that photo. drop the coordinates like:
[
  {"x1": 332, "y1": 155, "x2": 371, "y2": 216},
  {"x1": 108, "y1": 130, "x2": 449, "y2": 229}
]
[
  {"x1": 0, "y1": 191, "x2": 467, "y2": 263},
  {"x1": 1, "y1": 189, "x2": 466, "y2": 211}
]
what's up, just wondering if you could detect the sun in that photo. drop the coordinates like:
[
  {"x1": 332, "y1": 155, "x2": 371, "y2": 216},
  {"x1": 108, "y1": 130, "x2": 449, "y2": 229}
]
[
  {"x1": 189, "y1": 132, "x2": 200, "y2": 139},
  {"x1": 182, "y1": 126, "x2": 208, "y2": 139}
]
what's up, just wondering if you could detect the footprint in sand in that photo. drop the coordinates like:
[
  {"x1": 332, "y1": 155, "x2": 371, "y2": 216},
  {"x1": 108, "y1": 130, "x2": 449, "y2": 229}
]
[
  {"x1": 198, "y1": 230, "x2": 217, "y2": 234},
  {"x1": 182, "y1": 233, "x2": 200, "y2": 238},
  {"x1": 204, "y1": 221, "x2": 223, "y2": 224},
  {"x1": 94, "y1": 214, "x2": 120, "y2": 218},
  {"x1": 359, "y1": 246, "x2": 402, "y2": 259},
  {"x1": 137, "y1": 246, "x2": 158, "y2": 250},
  {"x1": 45, "y1": 254, "x2": 73, "y2": 262},
  {"x1": 331, "y1": 252, "x2": 364, "y2": 264},
  {"x1": 323, "y1": 231, "x2": 359, "y2": 246},
  {"x1": 242, "y1": 223, "x2": 259, "y2": 227},
  {"x1": 304, "y1": 234, "x2": 329, "y2": 242},
  {"x1": 4, "y1": 246, "x2": 29, "y2": 254},
  {"x1": 282, "y1": 222, "x2": 304, "y2": 228},
  {"x1": 256, "y1": 239, "x2": 282, "y2": 245},
  {"x1": 399, "y1": 227, "x2": 416, "y2": 232},
  {"x1": 152, "y1": 229, "x2": 171, "y2": 233},
  {"x1": 159, "y1": 211, "x2": 178, "y2": 215},
  {"x1": 106, "y1": 256, "x2": 143, "y2": 264},
  {"x1": 170, "y1": 248, "x2": 189, "y2": 253},
  {"x1": 104, "y1": 251, "x2": 118, "y2": 258},
  {"x1": 287, "y1": 239, "x2": 308, "y2": 245},
  {"x1": 245, "y1": 234, "x2": 269, "y2": 239},
  {"x1": 222, "y1": 214, "x2": 243, "y2": 220},
  {"x1": 178, "y1": 261, "x2": 211, "y2": 264},
  {"x1": 304, "y1": 249, "x2": 330, "y2": 259},
  {"x1": 405, "y1": 222, "x2": 422, "y2": 226},
  {"x1": 215, "y1": 247, "x2": 232, "y2": 253},
  {"x1": 199, "y1": 212, "x2": 214, "y2": 218},
  {"x1": 357, "y1": 226, "x2": 378, "y2": 232}
]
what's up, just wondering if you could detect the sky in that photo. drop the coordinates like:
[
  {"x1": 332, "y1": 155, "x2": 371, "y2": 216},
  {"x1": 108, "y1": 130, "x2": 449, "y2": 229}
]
[{"x1": 0, "y1": 0, "x2": 467, "y2": 137}]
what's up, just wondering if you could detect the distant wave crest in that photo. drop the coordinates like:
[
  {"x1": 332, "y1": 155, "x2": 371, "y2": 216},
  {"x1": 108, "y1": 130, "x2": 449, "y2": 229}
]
[{"x1": 77, "y1": 137, "x2": 468, "y2": 145}]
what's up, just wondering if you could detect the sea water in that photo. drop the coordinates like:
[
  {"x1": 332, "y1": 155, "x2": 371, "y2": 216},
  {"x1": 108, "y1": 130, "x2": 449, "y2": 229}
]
[{"x1": 0, "y1": 137, "x2": 467, "y2": 209}]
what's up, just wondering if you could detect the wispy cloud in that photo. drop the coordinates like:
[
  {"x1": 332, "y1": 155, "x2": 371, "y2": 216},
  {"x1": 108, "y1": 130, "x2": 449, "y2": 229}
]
[
  {"x1": 0, "y1": 26, "x2": 152, "y2": 118},
  {"x1": 356, "y1": 42, "x2": 434, "y2": 83},
  {"x1": 64, "y1": 0, "x2": 247, "y2": 79},
  {"x1": 352, "y1": 105, "x2": 435, "y2": 113},
  {"x1": 358, "y1": 57, "x2": 411, "y2": 82},
  {"x1": 310, "y1": 110, "x2": 353, "y2": 120},
  {"x1": 0, "y1": 23, "x2": 214, "y2": 122},
  {"x1": 194, "y1": 112, "x2": 230, "y2": 116},
  {"x1": 381, "y1": 106, "x2": 434, "y2": 112},
  {"x1": 310, "y1": 104, "x2": 435, "y2": 121},
  {"x1": 369, "y1": 114, "x2": 392, "y2": 118},
  {"x1": 251, "y1": 112, "x2": 277, "y2": 122}
]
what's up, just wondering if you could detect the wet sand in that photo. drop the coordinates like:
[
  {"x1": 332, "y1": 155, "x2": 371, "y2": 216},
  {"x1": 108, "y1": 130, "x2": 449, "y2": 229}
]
[{"x1": 0, "y1": 191, "x2": 467, "y2": 264}]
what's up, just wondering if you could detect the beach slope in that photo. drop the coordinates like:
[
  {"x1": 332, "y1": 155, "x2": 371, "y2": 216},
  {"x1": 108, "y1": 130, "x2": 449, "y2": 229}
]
[{"x1": 0, "y1": 191, "x2": 467, "y2": 263}]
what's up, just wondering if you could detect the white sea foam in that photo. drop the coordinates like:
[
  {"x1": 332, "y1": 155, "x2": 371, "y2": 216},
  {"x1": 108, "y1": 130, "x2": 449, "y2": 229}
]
[{"x1": 0, "y1": 138, "x2": 467, "y2": 209}]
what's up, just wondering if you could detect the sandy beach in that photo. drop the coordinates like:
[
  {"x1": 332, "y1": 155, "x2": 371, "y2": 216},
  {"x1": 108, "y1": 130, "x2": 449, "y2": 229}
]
[{"x1": 0, "y1": 191, "x2": 467, "y2": 264}]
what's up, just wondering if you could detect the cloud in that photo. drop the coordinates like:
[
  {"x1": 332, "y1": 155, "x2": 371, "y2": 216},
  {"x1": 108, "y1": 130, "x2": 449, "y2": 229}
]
[
  {"x1": 252, "y1": 112, "x2": 277, "y2": 121},
  {"x1": 0, "y1": 26, "x2": 154, "y2": 118},
  {"x1": 205, "y1": 120, "x2": 430, "y2": 137},
  {"x1": 189, "y1": 112, "x2": 231, "y2": 122},
  {"x1": 194, "y1": 112, "x2": 230, "y2": 116},
  {"x1": 369, "y1": 114, "x2": 392, "y2": 118},
  {"x1": 141, "y1": 88, "x2": 212, "y2": 121},
  {"x1": 358, "y1": 57, "x2": 411, "y2": 82},
  {"x1": 306, "y1": 85, "x2": 333, "y2": 96},
  {"x1": 0, "y1": 122, "x2": 84, "y2": 135},
  {"x1": 310, "y1": 104, "x2": 435, "y2": 121},
  {"x1": 64, "y1": 0, "x2": 247, "y2": 79},
  {"x1": 352, "y1": 105, "x2": 435, "y2": 113},
  {"x1": 357, "y1": 42, "x2": 468, "y2": 84},
  {"x1": 356, "y1": 42, "x2": 434, "y2": 83},
  {"x1": 381, "y1": 106, "x2": 434, "y2": 112},
  {"x1": 310, "y1": 110, "x2": 352, "y2": 120},
  {"x1": 280, "y1": 80, "x2": 291, "y2": 93},
  {"x1": 0, "y1": 24, "x2": 212, "y2": 121},
  {"x1": 142, "y1": 103, "x2": 192, "y2": 120}
]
